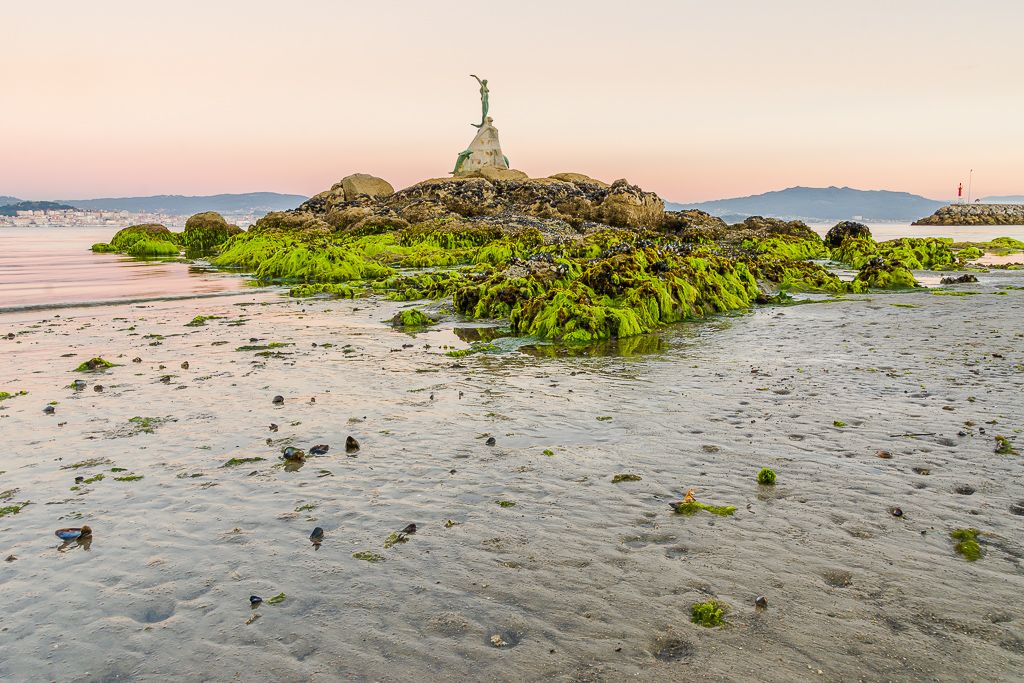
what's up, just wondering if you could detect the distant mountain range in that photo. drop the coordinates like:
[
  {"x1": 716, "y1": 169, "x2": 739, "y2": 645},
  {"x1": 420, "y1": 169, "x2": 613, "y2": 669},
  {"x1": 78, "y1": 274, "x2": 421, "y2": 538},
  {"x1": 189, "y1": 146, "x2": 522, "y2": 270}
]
[
  {"x1": 667, "y1": 186, "x2": 947, "y2": 223},
  {"x1": 0, "y1": 192, "x2": 307, "y2": 215},
  {"x1": 0, "y1": 200, "x2": 76, "y2": 216}
]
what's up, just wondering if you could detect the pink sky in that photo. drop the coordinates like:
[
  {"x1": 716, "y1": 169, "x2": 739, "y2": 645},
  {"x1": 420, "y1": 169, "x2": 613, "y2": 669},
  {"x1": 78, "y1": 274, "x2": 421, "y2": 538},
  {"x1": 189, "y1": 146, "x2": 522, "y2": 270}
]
[{"x1": 2, "y1": 1, "x2": 1022, "y2": 203}]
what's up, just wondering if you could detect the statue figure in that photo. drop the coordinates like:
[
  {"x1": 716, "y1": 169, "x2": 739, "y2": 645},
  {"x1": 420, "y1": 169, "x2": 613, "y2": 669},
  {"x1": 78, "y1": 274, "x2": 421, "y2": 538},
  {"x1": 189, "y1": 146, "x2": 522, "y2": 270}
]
[
  {"x1": 452, "y1": 147, "x2": 473, "y2": 174},
  {"x1": 470, "y1": 74, "x2": 489, "y2": 128}
]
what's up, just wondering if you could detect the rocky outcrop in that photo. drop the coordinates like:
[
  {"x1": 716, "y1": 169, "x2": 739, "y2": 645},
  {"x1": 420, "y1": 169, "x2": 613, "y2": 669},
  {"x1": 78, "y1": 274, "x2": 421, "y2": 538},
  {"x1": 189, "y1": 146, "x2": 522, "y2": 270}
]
[
  {"x1": 339, "y1": 173, "x2": 395, "y2": 201},
  {"x1": 182, "y1": 212, "x2": 242, "y2": 255},
  {"x1": 824, "y1": 221, "x2": 872, "y2": 249},
  {"x1": 278, "y1": 173, "x2": 665, "y2": 239},
  {"x1": 913, "y1": 204, "x2": 1024, "y2": 226}
]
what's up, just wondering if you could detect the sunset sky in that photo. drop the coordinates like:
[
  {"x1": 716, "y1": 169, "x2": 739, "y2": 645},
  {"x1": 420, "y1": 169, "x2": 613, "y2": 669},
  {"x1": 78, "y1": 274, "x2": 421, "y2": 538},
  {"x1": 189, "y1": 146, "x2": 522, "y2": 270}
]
[{"x1": 3, "y1": 1, "x2": 1022, "y2": 202}]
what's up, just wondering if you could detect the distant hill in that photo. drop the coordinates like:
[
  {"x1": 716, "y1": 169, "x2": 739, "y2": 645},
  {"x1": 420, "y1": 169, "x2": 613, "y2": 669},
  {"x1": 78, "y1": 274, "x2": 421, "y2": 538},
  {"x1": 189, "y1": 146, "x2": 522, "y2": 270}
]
[
  {"x1": 667, "y1": 186, "x2": 945, "y2": 222},
  {"x1": 0, "y1": 196, "x2": 21, "y2": 206},
  {"x1": 0, "y1": 200, "x2": 76, "y2": 216},
  {"x1": 980, "y1": 195, "x2": 1024, "y2": 204},
  {"x1": 59, "y1": 192, "x2": 308, "y2": 215}
]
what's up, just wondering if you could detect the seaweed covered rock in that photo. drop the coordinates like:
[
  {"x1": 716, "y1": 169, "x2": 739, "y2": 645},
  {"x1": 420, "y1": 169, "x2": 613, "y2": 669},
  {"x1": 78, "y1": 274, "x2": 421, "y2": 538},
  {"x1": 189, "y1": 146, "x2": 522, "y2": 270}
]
[
  {"x1": 854, "y1": 257, "x2": 918, "y2": 289},
  {"x1": 876, "y1": 237, "x2": 956, "y2": 270},
  {"x1": 90, "y1": 242, "x2": 117, "y2": 253},
  {"x1": 390, "y1": 308, "x2": 436, "y2": 329},
  {"x1": 824, "y1": 221, "x2": 872, "y2": 249},
  {"x1": 182, "y1": 212, "x2": 242, "y2": 256},
  {"x1": 110, "y1": 223, "x2": 174, "y2": 252},
  {"x1": 729, "y1": 216, "x2": 820, "y2": 242},
  {"x1": 660, "y1": 210, "x2": 728, "y2": 243},
  {"x1": 831, "y1": 237, "x2": 878, "y2": 268},
  {"x1": 127, "y1": 238, "x2": 180, "y2": 257}
]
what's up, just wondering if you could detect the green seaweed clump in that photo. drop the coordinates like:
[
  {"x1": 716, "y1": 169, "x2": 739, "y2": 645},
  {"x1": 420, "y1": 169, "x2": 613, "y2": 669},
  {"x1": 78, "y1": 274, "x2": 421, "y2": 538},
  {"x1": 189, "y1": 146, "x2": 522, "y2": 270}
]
[
  {"x1": 757, "y1": 468, "x2": 777, "y2": 485},
  {"x1": 496, "y1": 500, "x2": 517, "y2": 507},
  {"x1": 391, "y1": 308, "x2": 436, "y2": 329},
  {"x1": 267, "y1": 592, "x2": 287, "y2": 604},
  {"x1": 114, "y1": 474, "x2": 143, "y2": 482},
  {"x1": 222, "y1": 456, "x2": 266, "y2": 467},
  {"x1": 74, "y1": 357, "x2": 116, "y2": 372},
  {"x1": 995, "y1": 435, "x2": 1018, "y2": 455},
  {"x1": 90, "y1": 242, "x2": 117, "y2": 253},
  {"x1": 831, "y1": 237, "x2": 878, "y2": 268},
  {"x1": 127, "y1": 238, "x2": 180, "y2": 258},
  {"x1": 289, "y1": 283, "x2": 359, "y2": 298},
  {"x1": 673, "y1": 499, "x2": 736, "y2": 517},
  {"x1": 876, "y1": 237, "x2": 956, "y2": 270},
  {"x1": 181, "y1": 211, "x2": 241, "y2": 256},
  {"x1": 853, "y1": 259, "x2": 918, "y2": 289},
  {"x1": 691, "y1": 600, "x2": 728, "y2": 627},
  {"x1": 213, "y1": 233, "x2": 392, "y2": 283},
  {"x1": 950, "y1": 528, "x2": 983, "y2": 561},
  {"x1": 383, "y1": 531, "x2": 409, "y2": 549},
  {"x1": 956, "y1": 246, "x2": 984, "y2": 261},
  {"x1": 110, "y1": 223, "x2": 175, "y2": 252},
  {"x1": 185, "y1": 315, "x2": 222, "y2": 327},
  {"x1": 353, "y1": 551, "x2": 385, "y2": 562},
  {"x1": 612, "y1": 474, "x2": 642, "y2": 483},
  {"x1": 741, "y1": 235, "x2": 828, "y2": 261},
  {"x1": 0, "y1": 503, "x2": 26, "y2": 518},
  {"x1": 0, "y1": 390, "x2": 28, "y2": 402}
]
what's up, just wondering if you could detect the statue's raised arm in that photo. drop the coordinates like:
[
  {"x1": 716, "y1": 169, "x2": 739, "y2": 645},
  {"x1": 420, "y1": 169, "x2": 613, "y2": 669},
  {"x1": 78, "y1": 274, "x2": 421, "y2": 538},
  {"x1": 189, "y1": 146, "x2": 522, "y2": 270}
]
[{"x1": 470, "y1": 74, "x2": 489, "y2": 128}]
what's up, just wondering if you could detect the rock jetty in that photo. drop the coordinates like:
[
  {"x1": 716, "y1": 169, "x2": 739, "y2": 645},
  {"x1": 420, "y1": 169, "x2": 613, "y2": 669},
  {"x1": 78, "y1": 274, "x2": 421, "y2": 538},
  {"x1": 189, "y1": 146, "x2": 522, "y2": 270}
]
[{"x1": 914, "y1": 204, "x2": 1024, "y2": 226}]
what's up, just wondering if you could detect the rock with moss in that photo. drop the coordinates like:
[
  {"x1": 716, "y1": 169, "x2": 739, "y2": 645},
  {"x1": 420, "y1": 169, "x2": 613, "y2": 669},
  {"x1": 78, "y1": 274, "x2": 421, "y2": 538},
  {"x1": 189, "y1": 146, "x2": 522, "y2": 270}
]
[
  {"x1": 181, "y1": 212, "x2": 242, "y2": 256},
  {"x1": 74, "y1": 357, "x2": 117, "y2": 372},
  {"x1": 854, "y1": 258, "x2": 918, "y2": 289},
  {"x1": 391, "y1": 308, "x2": 436, "y2": 329},
  {"x1": 127, "y1": 238, "x2": 180, "y2": 257},
  {"x1": 90, "y1": 242, "x2": 118, "y2": 253},
  {"x1": 824, "y1": 221, "x2": 872, "y2": 249},
  {"x1": 110, "y1": 223, "x2": 175, "y2": 252}
]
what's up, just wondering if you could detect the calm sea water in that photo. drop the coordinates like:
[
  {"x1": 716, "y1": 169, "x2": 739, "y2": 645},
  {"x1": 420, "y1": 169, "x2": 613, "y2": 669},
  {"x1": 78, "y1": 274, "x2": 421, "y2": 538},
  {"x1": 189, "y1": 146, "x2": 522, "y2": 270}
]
[
  {"x1": 2, "y1": 223, "x2": 1022, "y2": 311},
  {"x1": 0, "y1": 227, "x2": 251, "y2": 310}
]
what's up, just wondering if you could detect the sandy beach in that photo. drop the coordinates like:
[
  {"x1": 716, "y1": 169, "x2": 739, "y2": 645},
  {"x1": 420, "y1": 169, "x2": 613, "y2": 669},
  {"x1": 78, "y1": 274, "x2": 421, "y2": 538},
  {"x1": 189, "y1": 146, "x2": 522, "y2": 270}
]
[{"x1": 2, "y1": 262, "x2": 1022, "y2": 682}]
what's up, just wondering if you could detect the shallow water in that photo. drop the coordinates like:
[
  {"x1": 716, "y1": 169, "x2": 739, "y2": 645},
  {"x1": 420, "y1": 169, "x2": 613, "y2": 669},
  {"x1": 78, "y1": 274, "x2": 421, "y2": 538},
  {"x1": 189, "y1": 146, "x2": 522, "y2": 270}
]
[
  {"x1": 807, "y1": 222, "x2": 1024, "y2": 243},
  {"x1": 0, "y1": 227, "x2": 250, "y2": 310}
]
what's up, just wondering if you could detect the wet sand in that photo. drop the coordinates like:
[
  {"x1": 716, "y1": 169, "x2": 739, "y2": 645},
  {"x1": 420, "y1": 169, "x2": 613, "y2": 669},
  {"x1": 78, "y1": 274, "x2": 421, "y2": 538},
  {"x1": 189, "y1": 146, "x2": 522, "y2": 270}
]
[{"x1": 1, "y1": 276, "x2": 1023, "y2": 682}]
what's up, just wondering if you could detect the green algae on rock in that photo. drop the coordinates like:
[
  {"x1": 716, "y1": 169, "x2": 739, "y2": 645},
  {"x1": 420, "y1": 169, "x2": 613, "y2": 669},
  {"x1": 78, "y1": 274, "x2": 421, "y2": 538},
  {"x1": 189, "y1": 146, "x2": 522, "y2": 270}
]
[
  {"x1": 181, "y1": 212, "x2": 242, "y2": 256},
  {"x1": 391, "y1": 308, "x2": 436, "y2": 329},
  {"x1": 288, "y1": 283, "x2": 360, "y2": 298},
  {"x1": 110, "y1": 223, "x2": 175, "y2": 252},
  {"x1": 950, "y1": 528, "x2": 983, "y2": 561},
  {"x1": 672, "y1": 499, "x2": 736, "y2": 517},
  {"x1": 222, "y1": 456, "x2": 266, "y2": 467},
  {"x1": 90, "y1": 242, "x2": 118, "y2": 253},
  {"x1": 353, "y1": 551, "x2": 385, "y2": 562},
  {"x1": 854, "y1": 258, "x2": 918, "y2": 289},
  {"x1": 691, "y1": 600, "x2": 729, "y2": 627},
  {"x1": 74, "y1": 357, "x2": 117, "y2": 372},
  {"x1": 127, "y1": 238, "x2": 180, "y2": 258},
  {"x1": 757, "y1": 468, "x2": 777, "y2": 485},
  {"x1": 994, "y1": 435, "x2": 1018, "y2": 455}
]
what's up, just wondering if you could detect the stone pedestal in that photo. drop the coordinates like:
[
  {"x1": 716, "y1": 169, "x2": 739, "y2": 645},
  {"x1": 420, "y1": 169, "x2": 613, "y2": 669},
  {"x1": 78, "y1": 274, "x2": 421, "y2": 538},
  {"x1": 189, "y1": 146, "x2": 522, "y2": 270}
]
[{"x1": 453, "y1": 117, "x2": 509, "y2": 175}]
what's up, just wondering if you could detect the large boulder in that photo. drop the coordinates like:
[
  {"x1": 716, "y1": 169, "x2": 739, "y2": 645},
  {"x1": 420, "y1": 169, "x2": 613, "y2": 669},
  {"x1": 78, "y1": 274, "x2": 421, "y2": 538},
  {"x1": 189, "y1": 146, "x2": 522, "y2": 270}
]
[
  {"x1": 110, "y1": 223, "x2": 173, "y2": 252},
  {"x1": 593, "y1": 179, "x2": 664, "y2": 229},
  {"x1": 825, "y1": 221, "x2": 872, "y2": 249},
  {"x1": 182, "y1": 212, "x2": 242, "y2": 255},
  {"x1": 465, "y1": 167, "x2": 529, "y2": 182},
  {"x1": 547, "y1": 172, "x2": 610, "y2": 188},
  {"x1": 339, "y1": 173, "x2": 394, "y2": 201}
]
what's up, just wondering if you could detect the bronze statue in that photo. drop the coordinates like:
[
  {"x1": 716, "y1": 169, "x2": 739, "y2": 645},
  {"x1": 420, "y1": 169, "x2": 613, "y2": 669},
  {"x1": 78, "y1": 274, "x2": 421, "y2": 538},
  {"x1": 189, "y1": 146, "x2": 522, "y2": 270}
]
[{"x1": 470, "y1": 74, "x2": 489, "y2": 128}]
